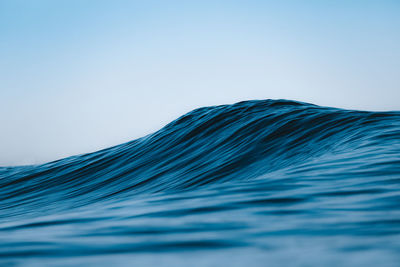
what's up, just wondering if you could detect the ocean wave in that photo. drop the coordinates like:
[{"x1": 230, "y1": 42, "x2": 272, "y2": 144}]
[{"x1": 1, "y1": 99, "x2": 400, "y2": 266}]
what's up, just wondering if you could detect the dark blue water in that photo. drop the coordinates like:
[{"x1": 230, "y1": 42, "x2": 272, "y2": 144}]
[{"x1": 1, "y1": 99, "x2": 400, "y2": 266}]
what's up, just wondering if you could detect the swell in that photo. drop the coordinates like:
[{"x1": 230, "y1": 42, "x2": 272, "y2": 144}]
[{"x1": 1, "y1": 99, "x2": 399, "y2": 215}]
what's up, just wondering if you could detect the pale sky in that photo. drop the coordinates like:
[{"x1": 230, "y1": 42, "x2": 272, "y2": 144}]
[{"x1": 1, "y1": 0, "x2": 399, "y2": 166}]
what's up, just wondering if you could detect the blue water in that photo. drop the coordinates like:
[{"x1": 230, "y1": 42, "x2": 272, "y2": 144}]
[{"x1": 1, "y1": 99, "x2": 400, "y2": 266}]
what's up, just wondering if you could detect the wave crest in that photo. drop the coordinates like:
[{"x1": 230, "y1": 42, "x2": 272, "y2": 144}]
[{"x1": 1, "y1": 99, "x2": 399, "y2": 213}]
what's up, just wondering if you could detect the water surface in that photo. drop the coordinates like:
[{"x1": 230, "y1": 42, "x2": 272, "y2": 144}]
[{"x1": 1, "y1": 99, "x2": 400, "y2": 266}]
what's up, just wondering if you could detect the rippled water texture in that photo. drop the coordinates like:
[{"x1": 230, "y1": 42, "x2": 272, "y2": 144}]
[{"x1": 1, "y1": 99, "x2": 400, "y2": 266}]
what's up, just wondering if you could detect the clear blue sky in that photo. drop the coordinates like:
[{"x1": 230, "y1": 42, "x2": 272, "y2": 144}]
[{"x1": 1, "y1": 0, "x2": 399, "y2": 165}]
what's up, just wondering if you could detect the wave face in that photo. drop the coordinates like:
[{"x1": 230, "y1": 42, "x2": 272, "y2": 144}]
[{"x1": 1, "y1": 99, "x2": 400, "y2": 266}]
